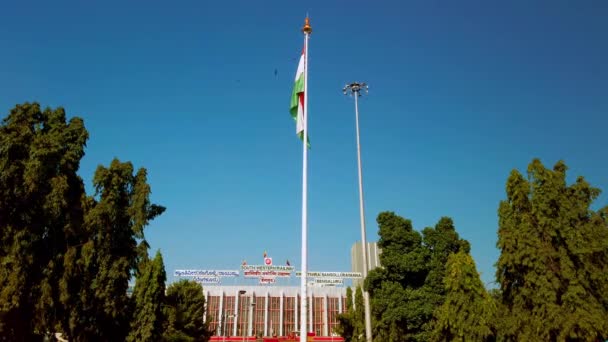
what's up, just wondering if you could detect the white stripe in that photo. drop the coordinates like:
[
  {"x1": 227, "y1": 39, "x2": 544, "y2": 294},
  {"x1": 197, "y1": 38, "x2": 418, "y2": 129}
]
[
  {"x1": 294, "y1": 53, "x2": 304, "y2": 81},
  {"x1": 296, "y1": 100, "x2": 304, "y2": 135}
]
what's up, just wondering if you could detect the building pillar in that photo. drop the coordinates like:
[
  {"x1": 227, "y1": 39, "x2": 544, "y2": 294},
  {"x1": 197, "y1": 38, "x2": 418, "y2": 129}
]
[
  {"x1": 248, "y1": 293, "x2": 254, "y2": 336},
  {"x1": 264, "y1": 291, "x2": 269, "y2": 336},
  {"x1": 294, "y1": 294, "x2": 298, "y2": 333},
  {"x1": 203, "y1": 291, "x2": 208, "y2": 323},
  {"x1": 279, "y1": 291, "x2": 284, "y2": 336},
  {"x1": 234, "y1": 290, "x2": 240, "y2": 336},
  {"x1": 218, "y1": 291, "x2": 224, "y2": 336},
  {"x1": 323, "y1": 294, "x2": 328, "y2": 336},
  {"x1": 308, "y1": 293, "x2": 313, "y2": 333},
  {"x1": 338, "y1": 294, "x2": 343, "y2": 314}
]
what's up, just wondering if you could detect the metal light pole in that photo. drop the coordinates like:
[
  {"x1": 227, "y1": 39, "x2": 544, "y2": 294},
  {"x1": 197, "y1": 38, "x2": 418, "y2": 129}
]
[{"x1": 343, "y1": 82, "x2": 373, "y2": 342}]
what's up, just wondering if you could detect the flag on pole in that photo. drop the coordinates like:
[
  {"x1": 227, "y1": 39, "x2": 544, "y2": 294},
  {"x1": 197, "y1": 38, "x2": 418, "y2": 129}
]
[
  {"x1": 290, "y1": 49, "x2": 310, "y2": 146},
  {"x1": 298, "y1": 17, "x2": 312, "y2": 342}
]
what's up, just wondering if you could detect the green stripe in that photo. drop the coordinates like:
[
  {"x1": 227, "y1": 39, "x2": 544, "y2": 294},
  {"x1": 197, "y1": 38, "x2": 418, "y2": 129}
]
[
  {"x1": 289, "y1": 73, "x2": 310, "y2": 148},
  {"x1": 289, "y1": 74, "x2": 305, "y2": 120}
]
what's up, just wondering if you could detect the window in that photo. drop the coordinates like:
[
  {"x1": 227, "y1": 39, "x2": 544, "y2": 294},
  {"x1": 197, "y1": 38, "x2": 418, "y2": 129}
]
[
  {"x1": 327, "y1": 297, "x2": 340, "y2": 335},
  {"x1": 283, "y1": 296, "x2": 296, "y2": 336},
  {"x1": 207, "y1": 295, "x2": 221, "y2": 335},
  {"x1": 267, "y1": 296, "x2": 280, "y2": 336},
  {"x1": 313, "y1": 297, "x2": 324, "y2": 336},
  {"x1": 223, "y1": 295, "x2": 236, "y2": 336},
  {"x1": 254, "y1": 296, "x2": 266, "y2": 336},
  {"x1": 237, "y1": 296, "x2": 251, "y2": 336}
]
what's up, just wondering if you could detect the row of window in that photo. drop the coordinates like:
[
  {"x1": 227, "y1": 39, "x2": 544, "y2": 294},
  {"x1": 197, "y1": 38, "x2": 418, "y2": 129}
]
[{"x1": 206, "y1": 295, "x2": 346, "y2": 337}]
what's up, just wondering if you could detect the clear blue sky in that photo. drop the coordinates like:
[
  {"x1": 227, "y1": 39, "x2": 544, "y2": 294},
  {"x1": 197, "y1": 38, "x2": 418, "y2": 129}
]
[{"x1": 1, "y1": 0, "x2": 607, "y2": 286}]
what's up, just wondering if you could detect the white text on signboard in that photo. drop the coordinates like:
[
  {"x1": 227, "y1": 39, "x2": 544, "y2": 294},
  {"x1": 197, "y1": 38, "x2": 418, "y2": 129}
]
[
  {"x1": 174, "y1": 270, "x2": 240, "y2": 277},
  {"x1": 295, "y1": 271, "x2": 362, "y2": 278}
]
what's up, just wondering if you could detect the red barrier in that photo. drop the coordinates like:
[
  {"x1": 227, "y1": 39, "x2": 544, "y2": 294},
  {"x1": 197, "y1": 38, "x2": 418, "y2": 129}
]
[{"x1": 210, "y1": 336, "x2": 344, "y2": 342}]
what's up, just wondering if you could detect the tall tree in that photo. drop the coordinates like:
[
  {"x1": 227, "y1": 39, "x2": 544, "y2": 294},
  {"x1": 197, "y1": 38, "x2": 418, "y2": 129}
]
[
  {"x1": 335, "y1": 287, "x2": 355, "y2": 341},
  {"x1": 0, "y1": 102, "x2": 165, "y2": 341},
  {"x1": 0, "y1": 103, "x2": 88, "y2": 341},
  {"x1": 422, "y1": 217, "x2": 471, "y2": 306},
  {"x1": 346, "y1": 286, "x2": 354, "y2": 312},
  {"x1": 431, "y1": 251, "x2": 495, "y2": 342},
  {"x1": 353, "y1": 286, "x2": 365, "y2": 342},
  {"x1": 60, "y1": 159, "x2": 165, "y2": 340},
  {"x1": 366, "y1": 212, "x2": 469, "y2": 342},
  {"x1": 163, "y1": 280, "x2": 212, "y2": 342},
  {"x1": 128, "y1": 250, "x2": 167, "y2": 342},
  {"x1": 496, "y1": 159, "x2": 608, "y2": 341}
]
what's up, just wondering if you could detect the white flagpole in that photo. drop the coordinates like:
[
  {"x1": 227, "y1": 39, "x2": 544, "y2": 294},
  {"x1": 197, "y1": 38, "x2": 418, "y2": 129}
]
[{"x1": 300, "y1": 16, "x2": 312, "y2": 342}]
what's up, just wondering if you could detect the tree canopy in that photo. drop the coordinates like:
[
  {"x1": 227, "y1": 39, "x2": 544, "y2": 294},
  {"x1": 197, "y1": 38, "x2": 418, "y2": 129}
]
[
  {"x1": 128, "y1": 250, "x2": 168, "y2": 342},
  {"x1": 0, "y1": 103, "x2": 88, "y2": 340},
  {"x1": 163, "y1": 279, "x2": 212, "y2": 342},
  {"x1": 335, "y1": 286, "x2": 365, "y2": 342},
  {"x1": 496, "y1": 159, "x2": 608, "y2": 341},
  {"x1": 0, "y1": 103, "x2": 166, "y2": 341},
  {"x1": 335, "y1": 287, "x2": 355, "y2": 342},
  {"x1": 431, "y1": 251, "x2": 495, "y2": 342},
  {"x1": 365, "y1": 212, "x2": 469, "y2": 342}
]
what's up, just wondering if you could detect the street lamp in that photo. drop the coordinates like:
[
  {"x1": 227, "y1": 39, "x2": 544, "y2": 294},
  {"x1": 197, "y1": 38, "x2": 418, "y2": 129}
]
[{"x1": 343, "y1": 82, "x2": 373, "y2": 342}]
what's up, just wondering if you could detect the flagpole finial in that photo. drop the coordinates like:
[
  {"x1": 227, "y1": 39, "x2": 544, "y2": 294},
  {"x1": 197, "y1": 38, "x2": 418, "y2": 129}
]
[{"x1": 302, "y1": 17, "x2": 312, "y2": 34}]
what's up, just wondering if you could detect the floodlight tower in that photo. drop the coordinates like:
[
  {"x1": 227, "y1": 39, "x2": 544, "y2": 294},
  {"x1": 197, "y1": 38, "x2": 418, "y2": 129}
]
[{"x1": 343, "y1": 82, "x2": 372, "y2": 342}]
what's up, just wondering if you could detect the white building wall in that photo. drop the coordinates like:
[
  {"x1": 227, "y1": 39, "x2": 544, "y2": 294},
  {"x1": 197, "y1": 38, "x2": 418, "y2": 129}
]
[{"x1": 205, "y1": 285, "x2": 347, "y2": 337}]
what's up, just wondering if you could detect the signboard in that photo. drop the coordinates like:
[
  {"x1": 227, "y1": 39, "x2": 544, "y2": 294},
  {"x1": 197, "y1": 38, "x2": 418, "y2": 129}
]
[
  {"x1": 173, "y1": 261, "x2": 355, "y2": 287},
  {"x1": 243, "y1": 270, "x2": 292, "y2": 278},
  {"x1": 259, "y1": 277, "x2": 276, "y2": 284},
  {"x1": 174, "y1": 270, "x2": 240, "y2": 277},
  {"x1": 295, "y1": 271, "x2": 362, "y2": 279},
  {"x1": 313, "y1": 278, "x2": 343, "y2": 285},
  {"x1": 241, "y1": 265, "x2": 294, "y2": 272},
  {"x1": 193, "y1": 276, "x2": 221, "y2": 284}
]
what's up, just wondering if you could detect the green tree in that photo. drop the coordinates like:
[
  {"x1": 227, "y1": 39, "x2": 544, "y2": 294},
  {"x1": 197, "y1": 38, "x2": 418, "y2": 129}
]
[
  {"x1": 335, "y1": 287, "x2": 354, "y2": 341},
  {"x1": 496, "y1": 159, "x2": 608, "y2": 341},
  {"x1": 0, "y1": 103, "x2": 88, "y2": 341},
  {"x1": 60, "y1": 159, "x2": 165, "y2": 341},
  {"x1": 346, "y1": 286, "x2": 354, "y2": 311},
  {"x1": 163, "y1": 280, "x2": 212, "y2": 342},
  {"x1": 0, "y1": 102, "x2": 165, "y2": 341},
  {"x1": 353, "y1": 286, "x2": 365, "y2": 342},
  {"x1": 336, "y1": 286, "x2": 366, "y2": 342},
  {"x1": 366, "y1": 212, "x2": 469, "y2": 342},
  {"x1": 422, "y1": 217, "x2": 471, "y2": 307},
  {"x1": 431, "y1": 251, "x2": 495, "y2": 342},
  {"x1": 128, "y1": 250, "x2": 167, "y2": 342}
]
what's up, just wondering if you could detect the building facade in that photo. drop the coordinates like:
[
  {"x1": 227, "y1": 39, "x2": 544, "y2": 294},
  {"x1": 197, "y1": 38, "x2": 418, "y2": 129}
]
[
  {"x1": 204, "y1": 285, "x2": 347, "y2": 338},
  {"x1": 350, "y1": 242, "x2": 381, "y2": 287}
]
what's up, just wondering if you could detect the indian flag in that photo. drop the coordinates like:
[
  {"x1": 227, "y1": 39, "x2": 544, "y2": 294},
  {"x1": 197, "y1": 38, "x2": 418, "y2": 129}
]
[{"x1": 290, "y1": 49, "x2": 305, "y2": 141}]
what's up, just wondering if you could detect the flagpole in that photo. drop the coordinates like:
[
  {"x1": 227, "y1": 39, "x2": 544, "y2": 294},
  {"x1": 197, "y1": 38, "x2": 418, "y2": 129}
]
[{"x1": 300, "y1": 16, "x2": 312, "y2": 342}]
